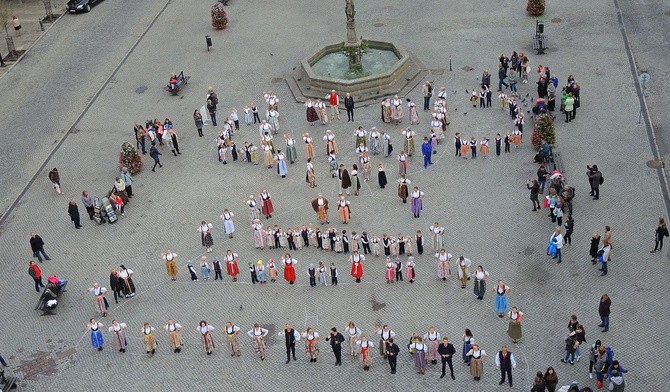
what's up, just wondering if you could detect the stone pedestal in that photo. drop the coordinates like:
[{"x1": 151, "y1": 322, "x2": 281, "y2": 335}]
[{"x1": 344, "y1": 40, "x2": 362, "y2": 70}]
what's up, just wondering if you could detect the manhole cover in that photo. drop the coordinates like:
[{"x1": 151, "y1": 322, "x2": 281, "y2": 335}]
[
  {"x1": 373, "y1": 22, "x2": 384, "y2": 27},
  {"x1": 271, "y1": 77, "x2": 284, "y2": 84},
  {"x1": 135, "y1": 85, "x2": 147, "y2": 94},
  {"x1": 647, "y1": 159, "x2": 664, "y2": 168},
  {"x1": 461, "y1": 66, "x2": 474, "y2": 72},
  {"x1": 551, "y1": 17, "x2": 562, "y2": 23}
]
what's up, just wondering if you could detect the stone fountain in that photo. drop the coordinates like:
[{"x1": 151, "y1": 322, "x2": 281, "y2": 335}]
[{"x1": 287, "y1": 0, "x2": 425, "y2": 105}]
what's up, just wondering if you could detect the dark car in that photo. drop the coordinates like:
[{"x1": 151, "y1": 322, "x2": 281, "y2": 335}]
[{"x1": 66, "y1": 0, "x2": 103, "y2": 13}]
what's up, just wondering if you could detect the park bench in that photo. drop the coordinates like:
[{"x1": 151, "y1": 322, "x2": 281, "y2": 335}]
[
  {"x1": 0, "y1": 368, "x2": 18, "y2": 391},
  {"x1": 533, "y1": 35, "x2": 548, "y2": 55},
  {"x1": 35, "y1": 281, "x2": 67, "y2": 315},
  {"x1": 165, "y1": 71, "x2": 190, "y2": 95}
]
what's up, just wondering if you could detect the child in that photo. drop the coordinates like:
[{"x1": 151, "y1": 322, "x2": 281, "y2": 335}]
[
  {"x1": 406, "y1": 256, "x2": 416, "y2": 283},
  {"x1": 187, "y1": 262, "x2": 198, "y2": 281},
  {"x1": 372, "y1": 234, "x2": 381, "y2": 257},
  {"x1": 318, "y1": 262, "x2": 328, "y2": 286},
  {"x1": 395, "y1": 258, "x2": 403, "y2": 282},
  {"x1": 268, "y1": 258, "x2": 278, "y2": 283},
  {"x1": 480, "y1": 137, "x2": 490, "y2": 158},
  {"x1": 308, "y1": 264, "x2": 317, "y2": 287},
  {"x1": 249, "y1": 262, "x2": 258, "y2": 284},
  {"x1": 470, "y1": 91, "x2": 478, "y2": 107},
  {"x1": 499, "y1": 91, "x2": 509, "y2": 110},
  {"x1": 460, "y1": 137, "x2": 470, "y2": 158},
  {"x1": 330, "y1": 263, "x2": 338, "y2": 286},
  {"x1": 385, "y1": 257, "x2": 395, "y2": 283}
]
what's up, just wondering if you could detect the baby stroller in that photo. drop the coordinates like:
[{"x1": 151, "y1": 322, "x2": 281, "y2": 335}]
[
  {"x1": 101, "y1": 197, "x2": 118, "y2": 224},
  {"x1": 93, "y1": 197, "x2": 106, "y2": 224}
]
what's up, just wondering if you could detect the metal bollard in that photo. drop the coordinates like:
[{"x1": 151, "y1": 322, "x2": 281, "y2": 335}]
[{"x1": 205, "y1": 35, "x2": 212, "y2": 52}]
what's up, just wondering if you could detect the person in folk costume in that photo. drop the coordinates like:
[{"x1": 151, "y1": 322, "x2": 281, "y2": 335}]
[
  {"x1": 337, "y1": 195, "x2": 351, "y2": 224},
  {"x1": 397, "y1": 174, "x2": 411, "y2": 203},
  {"x1": 246, "y1": 323, "x2": 269, "y2": 361},
  {"x1": 274, "y1": 149, "x2": 288, "y2": 178},
  {"x1": 395, "y1": 256, "x2": 403, "y2": 282},
  {"x1": 220, "y1": 209, "x2": 235, "y2": 239},
  {"x1": 381, "y1": 97, "x2": 392, "y2": 123},
  {"x1": 284, "y1": 133, "x2": 298, "y2": 164},
  {"x1": 108, "y1": 319, "x2": 128, "y2": 353},
  {"x1": 357, "y1": 336, "x2": 375, "y2": 370},
  {"x1": 222, "y1": 321, "x2": 242, "y2": 357},
  {"x1": 315, "y1": 98, "x2": 328, "y2": 125},
  {"x1": 378, "y1": 163, "x2": 388, "y2": 189},
  {"x1": 325, "y1": 153, "x2": 337, "y2": 178},
  {"x1": 305, "y1": 99, "x2": 319, "y2": 126},
  {"x1": 264, "y1": 91, "x2": 279, "y2": 111},
  {"x1": 334, "y1": 233, "x2": 344, "y2": 253},
  {"x1": 247, "y1": 262, "x2": 258, "y2": 284},
  {"x1": 495, "y1": 345, "x2": 517, "y2": 387},
  {"x1": 338, "y1": 164, "x2": 352, "y2": 195},
  {"x1": 372, "y1": 233, "x2": 381, "y2": 256},
  {"x1": 430, "y1": 222, "x2": 445, "y2": 252},
  {"x1": 389, "y1": 236, "x2": 399, "y2": 258},
  {"x1": 162, "y1": 249, "x2": 178, "y2": 281},
  {"x1": 246, "y1": 195, "x2": 261, "y2": 226},
  {"x1": 468, "y1": 136, "x2": 478, "y2": 159},
  {"x1": 381, "y1": 129, "x2": 393, "y2": 157},
  {"x1": 118, "y1": 265, "x2": 136, "y2": 297},
  {"x1": 397, "y1": 150, "x2": 408, "y2": 176},
  {"x1": 503, "y1": 130, "x2": 511, "y2": 153},
  {"x1": 266, "y1": 258, "x2": 278, "y2": 283},
  {"x1": 354, "y1": 126, "x2": 367, "y2": 149},
  {"x1": 349, "y1": 231, "x2": 359, "y2": 253},
  {"x1": 410, "y1": 186, "x2": 424, "y2": 218},
  {"x1": 452, "y1": 132, "x2": 462, "y2": 157},
  {"x1": 199, "y1": 256, "x2": 212, "y2": 280},
  {"x1": 198, "y1": 221, "x2": 214, "y2": 253},
  {"x1": 493, "y1": 280, "x2": 512, "y2": 317},
  {"x1": 307, "y1": 263, "x2": 317, "y2": 287},
  {"x1": 466, "y1": 343, "x2": 487, "y2": 381},
  {"x1": 87, "y1": 283, "x2": 108, "y2": 317},
  {"x1": 266, "y1": 108, "x2": 279, "y2": 135},
  {"x1": 355, "y1": 143, "x2": 367, "y2": 167},
  {"x1": 435, "y1": 248, "x2": 452, "y2": 280},
  {"x1": 376, "y1": 325, "x2": 396, "y2": 358},
  {"x1": 302, "y1": 327, "x2": 320, "y2": 362},
  {"x1": 350, "y1": 164, "x2": 362, "y2": 195},
  {"x1": 316, "y1": 262, "x2": 327, "y2": 286},
  {"x1": 455, "y1": 256, "x2": 471, "y2": 288},
  {"x1": 323, "y1": 129, "x2": 338, "y2": 155},
  {"x1": 459, "y1": 135, "x2": 470, "y2": 158},
  {"x1": 415, "y1": 230, "x2": 424, "y2": 255},
  {"x1": 472, "y1": 265, "x2": 490, "y2": 300},
  {"x1": 248, "y1": 143, "x2": 259, "y2": 164},
  {"x1": 405, "y1": 235, "x2": 414, "y2": 255},
  {"x1": 391, "y1": 95, "x2": 403, "y2": 123},
  {"x1": 196, "y1": 320, "x2": 216, "y2": 355},
  {"x1": 361, "y1": 154, "x2": 372, "y2": 183},
  {"x1": 402, "y1": 128, "x2": 416, "y2": 156},
  {"x1": 224, "y1": 250, "x2": 240, "y2": 282},
  {"x1": 429, "y1": 130, "x2": 438, "y2": 155},
  {"x1": 86, "y1": 318, "x2": 104, "y2": 351},
  {"x1": 408, "y1": 100, "x2": 419, "y2": 125},
  {"x1": 164, "y1": 320, "x2": 184, "y2": 353},
  {"x1": 369, "y1": 127, "x2": 381, "y2": 155},
  {"x1": 254, "y1": 260, "x2": 266, "y2": 283},
  {"x1": 385, "y1": 257, "x2": 395, "y2": 283},
  {"x1": 243, "y1": 105, "x2": 253, "y2": 126},
  {"x1": 350, "y1": 250, "x2": 365, "y2": 283},
  {"x1": 409, "y1": 336, "x2": 428, "y2": 374},
  {"x1": 507, "y1": 306, "x2": 524, "y2": 343},
  {"x1": 302, "y1": 132, "x2": 315, "y2": 161},
  {"x1": 382, "y1": 234, "x2": 391, "y2": 257},
  {"x1": 210, "y1": 258, "x2": 223, "y2": 281},
  {"x1": 186, "y1": 261, "x2": 198, "y2": 281},
  {"x1": 282, "y1": 253, "x2": 298, "y2": 284},
  {"x1": 321, "y1": 229, "x2": 330, "y2": 252},
  {"x1": 142, "y1": 322, "x2": 158, "y2": 356},
  {"x1": 251, "y1": 219, "x2": 265, "y2": 250},
  {"x1": 495, "y1": 133, "x2": 502, "y2": 156},
  {"x1": 406, "y1": 256, "x2": 416, "y2": 282},
  {"x1": 259, "y1": 190, "x2": 274, "y2": 219},
  {"x1": 480, "y1": 137, "x2": 490, "y2": 158},
  {"x1": 424, "y1": 327, "x2": 442, "y2": 365},
  {"x1": 261, "y1": 139, "x2": 274, "y2": 168},
  {"x1": 311, "y1": 194, "x2": 329, "y2": 225}
]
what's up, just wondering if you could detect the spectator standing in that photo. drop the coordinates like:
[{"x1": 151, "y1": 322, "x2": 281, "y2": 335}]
[
  {"x1": 82, "y1": 191, "x2": 95, "y2": 220},
  {"x1": 549, "y1": 226, "x2": 564, "y2": 263},
  {"x1": 537, "y1": 165, "x2": 547, "y2": 193},
  {"x1": 30, "y1": 232, "x2": 51, "y2": 262},
  {"x1": 564, "y1": 216, "x2": 574, "y2": 245},
  {"x1": 422, "y1": 81, "x2": 433, "y2": 110},
  {"x1": 120, "y1": 167, "x2": 134, "y2": 198},
  {"x1": 114, "y1": 177, "x2": 129, "y2": 204},
  {"x1": 344, "y1": 93, "x2": 355, "y2": 122},
  {"x1": 49, "y1": 168, "x2": 61, "y2": 194},
  {"x1": 598, "y1": 294, "x2": 611, "y2": 332},
  {"x1": 68, "y1": 199, "x2": 81, "y2": 229},
  {"x1": 587, "y1": 165, "x2": 602, "y2": 200},
  {"x1": 527, "y1": 179, "x2": 541, "y2": 211},
  {"x1": 29, "y1": 261, "x2": 44, "y2": 292}
]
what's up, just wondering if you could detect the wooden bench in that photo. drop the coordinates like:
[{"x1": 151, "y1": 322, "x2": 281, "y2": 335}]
[
  {"x1": 165, "y1": 71, "x2": 190, "y2": 95},
  {"x1": 532, "y1": 35, "x2": 548, "y2": 55},
  {"x1": 0, "y1": 368, "x2": 18, "y2": 390},
  {"x1": 35, "y1": 281, "x2": 67, "y2": 315}
]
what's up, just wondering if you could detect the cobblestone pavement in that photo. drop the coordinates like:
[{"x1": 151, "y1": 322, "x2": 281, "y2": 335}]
[{"x1": 0, "y1": 0, "x2": 666, "y2": 390}]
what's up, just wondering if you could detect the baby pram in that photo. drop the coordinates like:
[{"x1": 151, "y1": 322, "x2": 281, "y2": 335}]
[{"x1": 101, "y1": 197, "x2": 118, "y2": 223}]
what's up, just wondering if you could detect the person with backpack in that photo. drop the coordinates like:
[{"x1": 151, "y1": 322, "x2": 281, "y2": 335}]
[
  {"x1": 149, "y1": 142, "x2": 162, "y2": 172},
  {"x1": 587, "y1": 165, "x2": 603, "y2": 200},
  {"x1": 651, "y1": 217, "x2": 669, "y2": 253}
]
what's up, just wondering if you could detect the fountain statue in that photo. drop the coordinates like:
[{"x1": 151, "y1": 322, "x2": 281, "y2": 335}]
[{"x1": 344, "y1": 0, "x2": 362, "y2": 70}]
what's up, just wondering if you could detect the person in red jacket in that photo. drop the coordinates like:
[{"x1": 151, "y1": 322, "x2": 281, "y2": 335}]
[
  {"x1": 326, "y1": 90, "x2": 340, "y2": 120},
  {"x1": 29, "y1": 261, "x2": 45, "y2": 292}
]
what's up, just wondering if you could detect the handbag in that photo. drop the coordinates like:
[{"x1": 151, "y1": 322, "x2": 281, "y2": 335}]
[
  {"x1": 547, "y1": 242, "x2": 557, "y2": 257},
  {"x1": 543, "y1": 196, "x2": 550, "y2": 208}
]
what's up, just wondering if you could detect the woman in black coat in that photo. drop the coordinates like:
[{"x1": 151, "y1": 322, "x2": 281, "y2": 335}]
[
  {"x1": 68, "y1": 199, "x2": 81, "y2": 229},
  {"x1": 589, "y1": 232, "x2": 601, "y2": 263}
]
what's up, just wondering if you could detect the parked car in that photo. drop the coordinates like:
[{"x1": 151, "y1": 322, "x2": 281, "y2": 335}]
[{"x1": 66, "y1": 0, "x2": 103, "y2": 13}]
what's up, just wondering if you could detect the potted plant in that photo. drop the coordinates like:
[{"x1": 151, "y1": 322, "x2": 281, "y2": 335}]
[
  {"x1": 211, "y1": 2, "x2": 228, "y2": 29},
  {"x1": 531, "y1": 113, "x2": 555, "y2": 149},
  {"x1": 526, "y1": 0, "x2": 545, "y2": 16}
]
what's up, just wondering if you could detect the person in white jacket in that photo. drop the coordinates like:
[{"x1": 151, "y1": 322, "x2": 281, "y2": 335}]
[{"x1": 550, "y1": 226, "x2": 564, "y2": 263}]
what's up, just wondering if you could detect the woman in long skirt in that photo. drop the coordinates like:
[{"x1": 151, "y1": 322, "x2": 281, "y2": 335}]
[
  {"x1": 164, "y1": 319, "x2": 184, "y2": 353},
  {"x1": 397, "y1": 174, "x2": 410, "y2": 203},
  {"x1": 162, "y1": 249, "x2": 178, "y2": 281},
  {"x1": 306, "y1": 160, "x2": 316, "y2": 188},
  {"x1": 378, "y1": 163, "x2": 388, "y2": 188},
  {"x1": 200, "y1": 256, "x2": 211, "y2": 280},
  {"x1": 196, "y1": 320, "x2": 215, "y2": 355},
  {"x1": 370, "y1": 127, "x2": 381, "y2": 155},
  {"x1": 466, "y1": 344, "x2": 486, "y2": 380},
  {"x1": 462, "y1": 329, "x2": 474, "y2": 365},
  {"x1": 284, "y1": 133, "x2": 298, "y2": 164},
  {"x1": 430, "y1": 222, "x2": 445, "y2": 253},
  {"x1": 118, "y1": 265, "x2": 136, "y2": 298},
  {"x1": 424, "y1": 327, "x2": 441, "y2": 364},
  {"x1": 385, "y1": 258, "x2": 395, "y2": 283},
  {"x1": 246, "y1": 196, "x2": 261, "y2": 225},
  {"x1": 225, "y1": 250, "x2": 240, "y2": 282},
  {"x1": 494, "y1": 280, "x2": 511, "y2": 317},
  {"x1": 350, "y1": 164, "x2": 360, "y2": 195},
  {"x1": 302, "y1": 327, "x2": 320, "y2": 362},
  {"x1": 256, "y1": 260, "x2": 268, "y2": 283},
  {"x1": 435, "y1": 249, "x2": 452, "y2": 280},
  {"x1": 472, "y1": 265, "x2": 489, "y2": 300},
  {"x1": 302, "y1": 133, "x2": 315, "y2": 161},
  {"x1": 247, "y1": 323, "x2": 269, "y2": 360},
  {"x1": 305, "y1": 99, "x2": 319, "y2": 125},
  {"x1": 405, "y1": 235, "x2": 414, "y2": 255},
  {"x1": 244, "y1": 105, "x2": 253, "y2": 125},
  {"x1": 143, "y1": 322, "x2": 158, "y2": 356},
  {"x1": 198, "y1": 221, "x2": 214, "y2": 252},
  {"x1": 402, "y1": 128, "x2": 416, "y2": 156},
  {"x1": 252, "y1": 219, "x2": 264, "y2": 249},
  {"x1": 409, "y1": 337, "x2": 428, "y2": 374},
  {"x1": 268, "y1": 258, "x2": 278, "y2": 282},
  {"x1": 282, "y1": 254, "x2": 297, "y2": 284},
  {"x1": 220, "y1": 209, "x2": 235, "y2": 239},
  {"x1": 259, "y1": 190, "x2": 274, "y2": 219},
  {"x1": 507, "y1": 306, "x2": 524, "y2": 343},
  {"x1": 408, "y1": 101, "x2": 419, "y2": 124},
  {"x1": 338, "y1": 196, "x2": 351, "y2": 224},
  {"x1": 344, "y1": 322, "x2": 361, "y2": 356},
  {"x1": 361, "y1": 155, "x2": 371, "y2": 182},
  {"x1": 406, "y1": 256, "x2": 416, "y2": 283},
  {"x1": 391, "y1": 95, "x2": 403, "y2": 123},
  {"x1": 381, "y1": 98, "x2": 392, "y2": 123},
  {"x1": 87, "y1": 318, "x2": 104, "y2": 351},
  {"x1": 397, "y1": 151, "x2": 407, "y2": 176},
  {"x1": 274, "y1": 150, "x2": 288, "y2": 178},
  {"x1": 356, "y1": 336, "x2": 374, "y2": 370},
  {"x1": 410, "y1": 187, "x2": 424, "y2": 218},
  {"x1": 108, "y1": 320, "x2": 127, "y2": 353}
]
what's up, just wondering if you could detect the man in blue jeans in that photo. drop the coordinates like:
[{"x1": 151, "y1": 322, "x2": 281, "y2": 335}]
[{"x1": 498, "y1": 65, "x2": 509, "y2": 91}]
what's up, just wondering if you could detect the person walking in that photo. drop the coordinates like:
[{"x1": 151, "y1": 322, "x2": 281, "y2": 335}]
[
  {"x1": 149, "y1": 143, "x2": 162, "y2": 172},
  {"x1": 527, "y1": 179, "x2": 541, "y2": 211},
  {"x1": 438, "y1": 337, "x2": 456, "y2": 380},
  {"x1": 68, "y1": 199, "x2": 82, "y2": 229},
  {"x1": 29, "y1": 261, "x2": 45, "y2": 292},
  {"x1": 344, "y1": 93, "x2": 355, "y2": 121},
  {"x1": 495, "y1": 345, "x2": 516, "y2": 387},
  {"x1": 30, "y1": 232, "x2": 51, "y2": 262},
  {"x1": 278, "y1": 323, "x2": 300, "y2": 363},
  {"x1": 86, "y1": 283, "x2": 108, "y2": 317},
  {"x1": 587, "y1": 165, "x2": 602, "y2": 200},
  {"x1": 325, "y1": 327, "x2": 345, "y2": 366},
  {"x1": 86, "y1": 318, "x2": 104, "y2": 351},
  {"x1": 385, "y1": 337, "x2": 400, "y2": 374},
  {"x1": 598, "y1": 294, "x2": 611, "y2": 332},
  {"x1": 49, "y1": 168, "x2": 62, "y2": 194},
  {"x1": 651, "y1": 217, "x2": 669, "y2": 253},
  {"x1": 497, "y1": 65, "x2": 509, "y2": 91}
]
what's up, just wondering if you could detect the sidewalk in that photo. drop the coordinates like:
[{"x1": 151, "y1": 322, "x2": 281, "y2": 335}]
[{"x1": 0, "y1": 0, "x2": 64, "y2": 78}]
